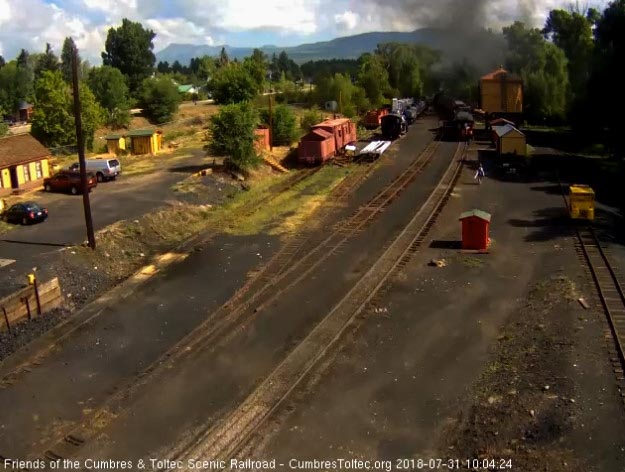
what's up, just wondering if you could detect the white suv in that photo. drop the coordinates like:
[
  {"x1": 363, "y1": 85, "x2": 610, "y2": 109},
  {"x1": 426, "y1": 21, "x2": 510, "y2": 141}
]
[{"x1": 70, "y1": 158, "x2": 121, "y2": 182}]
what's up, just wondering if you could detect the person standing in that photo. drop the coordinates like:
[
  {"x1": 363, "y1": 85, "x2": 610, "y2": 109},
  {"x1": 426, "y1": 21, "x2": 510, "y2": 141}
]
[{"x1": 474, "y1": 163, "x2": 485, "y2": 184}]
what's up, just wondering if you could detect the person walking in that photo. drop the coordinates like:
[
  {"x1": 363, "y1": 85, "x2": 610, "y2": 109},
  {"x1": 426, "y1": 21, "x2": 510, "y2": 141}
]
[{"x1": 474, "y1": 163, "x2": 485, "y2": 185}]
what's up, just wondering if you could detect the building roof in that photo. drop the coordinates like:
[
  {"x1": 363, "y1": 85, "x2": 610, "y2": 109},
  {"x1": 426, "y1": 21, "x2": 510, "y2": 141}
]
[
  {"x1": 302, "y1": 129, "x2": 333, "y2": 141},
  {"x1": 314, "y1": 118, "x2": 351, "y2": 127},
  {"x1": 18, "y1": 100, "x2": 33, "y2": 110},
  {"x1": 569, "y1": 184, "x2": 595, "y2": 196},
  {"x1": 0, "y1": 134, "x2": 50, "y2": 168},
  {"x1": 454, "y1": 111, "x2": 474, "y2": 122},
  {"x1": 490, "y1": 118, "x2": 516, "y2": 127},
  {"x1": 459, "y1": 209, "x2": 491, "y2": 222},
  {"x1": 481, "y1": 67, "x2": 522, "y2": 82},
  {"x1": 177, "y1": 84, "x2": 196, "y2": 93},
  {"x1": 127, "y1": 129, "x2": 160, "y2": 137},
  {"x1": 492, "y1": 124, "x2": 524, "y2": 138},
  {"x1": 105, "y1": 133, "x2": 125, "y2": 140}
]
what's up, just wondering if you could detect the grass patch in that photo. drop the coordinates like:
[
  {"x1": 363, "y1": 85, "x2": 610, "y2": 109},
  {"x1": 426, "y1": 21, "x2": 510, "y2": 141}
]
[{"x1": 217, "y1": 166, "x2": 349, "y2": 236}]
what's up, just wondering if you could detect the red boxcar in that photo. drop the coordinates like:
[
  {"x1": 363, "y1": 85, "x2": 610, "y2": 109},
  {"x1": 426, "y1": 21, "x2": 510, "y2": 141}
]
[{"x1": 298, "y1": 128, "x2": 336, "y2": 164}]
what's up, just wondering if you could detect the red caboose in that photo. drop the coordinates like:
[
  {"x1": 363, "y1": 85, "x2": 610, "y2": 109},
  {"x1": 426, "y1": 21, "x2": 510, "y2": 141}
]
[
  {"x1": 313, "y1": 118, "x2": 357, "y2": 150},
  {"x1": 298, "y1": 118, "x2": 357, "y2": 165}
]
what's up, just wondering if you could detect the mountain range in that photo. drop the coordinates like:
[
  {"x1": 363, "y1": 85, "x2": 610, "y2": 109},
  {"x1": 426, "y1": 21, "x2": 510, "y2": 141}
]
[{"x1": 155, "y1": 28, "x2": 506, "y2": 72}]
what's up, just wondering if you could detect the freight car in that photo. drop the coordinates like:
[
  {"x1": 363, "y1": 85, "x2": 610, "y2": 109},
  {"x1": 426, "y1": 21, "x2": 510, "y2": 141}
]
[
  {"x1": 381, "y1": 113, "x2": 407, "y2": 140},
  {"x1": 363, "y1": 108, "x2": 389, "y2": 129},
  {"x1": 298, "y1": 118, "x2": 357, "y2": 164}
]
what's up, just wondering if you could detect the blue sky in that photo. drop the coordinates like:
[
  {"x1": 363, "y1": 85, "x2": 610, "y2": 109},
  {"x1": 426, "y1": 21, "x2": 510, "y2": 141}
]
[{"x1": 0, "y1": 0, "x2": 610, "y2": 63}]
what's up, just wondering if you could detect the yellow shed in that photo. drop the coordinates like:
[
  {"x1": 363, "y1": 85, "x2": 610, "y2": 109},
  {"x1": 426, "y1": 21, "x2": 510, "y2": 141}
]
[
  {"x1": 0, "y1": 134, "x2": 51, "y2": 196},
  {"x1": 480, "y1": 68, "x2": 523, "y2": 114},
  {"x1": 493, "y1": 124, "x2": 526, "y2": 156},
  {"x1": 127, "y1": 129, "x2": 163, "y2": 155},
  {"x1": 569, "y1": 185, "x2": 595, "y2": 220},
  {"x1": 104, "y1": 134, "x2": 126, "y2": 155}
]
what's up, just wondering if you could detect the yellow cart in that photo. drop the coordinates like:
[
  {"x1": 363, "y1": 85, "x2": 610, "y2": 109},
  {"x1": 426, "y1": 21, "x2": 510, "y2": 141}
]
[{"x1": 569, "y1": 184, "x2": 595, "y2": 220}]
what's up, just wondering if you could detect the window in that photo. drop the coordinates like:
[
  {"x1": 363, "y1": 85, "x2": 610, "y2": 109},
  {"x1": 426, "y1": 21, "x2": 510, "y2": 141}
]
[
  {"x1": 35, "y1": 162, "x2": 43, "y2": 179},
  {"x1": 22, "y1": 164, "x2": 30, "y2": 182}
]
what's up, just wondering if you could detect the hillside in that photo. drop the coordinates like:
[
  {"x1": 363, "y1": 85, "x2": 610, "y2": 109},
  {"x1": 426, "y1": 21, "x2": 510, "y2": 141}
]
[{"x1": 155, "y1": 28, "x2": 506, "y2": 71}]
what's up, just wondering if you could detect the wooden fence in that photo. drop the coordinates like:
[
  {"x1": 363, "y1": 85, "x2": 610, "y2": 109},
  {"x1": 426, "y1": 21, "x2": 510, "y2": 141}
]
[{"x1": 0, "y1": 278, "x2": 63, "y2": 333}]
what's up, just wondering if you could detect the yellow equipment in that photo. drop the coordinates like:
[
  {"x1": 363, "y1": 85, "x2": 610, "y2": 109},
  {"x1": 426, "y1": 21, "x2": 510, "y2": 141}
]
[{"x1": 569, "y1": 185, "x2": 595, "y2": 220}]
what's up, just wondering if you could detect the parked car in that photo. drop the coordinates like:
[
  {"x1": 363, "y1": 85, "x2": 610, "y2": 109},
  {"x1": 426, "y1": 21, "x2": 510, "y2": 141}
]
[
  {"x1": 43, "y1": 171, "x2": 97, "y2": 195},
  {"x1": 69, "y1": 158, "x2": 121, "y2": 182},
  {"x1": 2, "y1": 201, "x2": 48, "y2": 225}
]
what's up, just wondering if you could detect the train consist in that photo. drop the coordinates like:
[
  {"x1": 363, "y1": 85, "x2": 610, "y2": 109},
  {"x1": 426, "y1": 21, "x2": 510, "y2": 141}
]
[
  {"x1": 297, "y1": 97, "x2": 426, "y2": 165},
  {"x1": 298, "y1": 118, "x2": 358, "y2": 165},
  {"x1": 433, "y1": 93, "x2": 475, "y2": 141}
]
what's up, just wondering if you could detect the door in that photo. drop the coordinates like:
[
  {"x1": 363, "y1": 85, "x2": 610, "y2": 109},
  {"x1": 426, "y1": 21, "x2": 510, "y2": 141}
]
[{"x1": 9, "y1": 167, "x2": 18, "y2": 189}]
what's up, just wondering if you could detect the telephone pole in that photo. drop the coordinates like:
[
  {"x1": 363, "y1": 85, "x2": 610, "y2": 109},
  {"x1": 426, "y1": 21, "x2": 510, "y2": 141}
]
[
  {"x1": 268, "y1": 93, "x2": 273, "y2": 152},
  {"x1": 71, "y1": 43, "x2": 96, "y2": 249}
]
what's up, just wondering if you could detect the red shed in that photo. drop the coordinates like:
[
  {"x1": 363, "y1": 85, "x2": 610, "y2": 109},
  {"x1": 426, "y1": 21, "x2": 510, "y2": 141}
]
[
  {"x1": 298, "y1": 128, "x2": 336, "y2": 164},
  {"x1": 459, "y1": 209, "x2": 491, "y2": 251}
]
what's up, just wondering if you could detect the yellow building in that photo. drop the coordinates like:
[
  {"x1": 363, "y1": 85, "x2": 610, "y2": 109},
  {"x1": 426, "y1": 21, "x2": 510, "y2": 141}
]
[
  {"x1": 0, "y1": 134, "x2": 51, "y2": 196},
  {"x1": 569, "y1": 185, "x2": 595, "y2": 220},
  {"x1": 480, "y1": 68, "x2": 523, "y2": 115},
  {"x1": 492, "y1": 124, "x2": 526, "y2": 156},
  {"x1": 127, "y1": 129, "x2": 163, "y2": 155},
  {"x1": 104, "y1": 134, "x2": 127, "y2": 155}
]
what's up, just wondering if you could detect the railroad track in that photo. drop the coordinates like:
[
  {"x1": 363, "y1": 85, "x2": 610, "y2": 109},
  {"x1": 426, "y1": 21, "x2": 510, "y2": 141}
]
[
  {"x1": 7, "y1": 139, "x2": 443, "y2": 465},
  {"x1": 576, "y1": 226, "x2": 625, "y2": 385},
  {"x1": 166, "y1": 142, "x2": 467, "y2": 470}
]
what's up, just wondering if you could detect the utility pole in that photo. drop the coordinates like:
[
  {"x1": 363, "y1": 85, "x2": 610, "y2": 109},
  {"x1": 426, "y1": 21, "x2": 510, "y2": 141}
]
[
  {"x1": 339, "y1": 90, "x2": 343, "y2": 116},
  {"x1": 268, "y1": 93, "x2": 273, "y2": 152},
  {"x1": 71, "y1": 43, "x2": 96, "y2": 249}
]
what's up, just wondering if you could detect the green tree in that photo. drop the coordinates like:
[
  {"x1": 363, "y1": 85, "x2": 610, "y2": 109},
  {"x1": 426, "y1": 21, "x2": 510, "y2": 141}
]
[
  {"x1": 139, "y1": 76, "x2": 180, "y2": 123},
  {"x1": 60, "y1": 37, "x2": 78, "y2": 83},
  {"x1": 357, "y1": 54, "x2": 390, "y2": 108},
  {"x1": 208, "y1": 102, "x2": 260, "y2": 171},
  {"x1": 218, "y1": 47, "x2": 229, "y2": 67},
  {"x1": 157, "y1": 61, "x2": 170, "y2": 74},
  {"x1": 31, "y1": 70, "x2": 103, "y2": 149},
  {"x1": 35, "y1": 43, "x2": 59, "y2": 80},
  {"x1": 0, "y1": 106, "x2": 8, "y2": 136},
  {"x1": 88, "y1": 66, "x2": 131, "y2": 128},
  {"x1": 504, "y1": 21, "x2": 569, "y2": 121},
  {"x1": 259, "y1": 104, "x2": 297, "y2": 146},
  {"x1": 583, "y1": 0, "x2": 625, "y2": 154},
  {"x1": 0, "y1": 56, "x2": 5, "y2": 68},
  {"x1": 102, "y1": 18, "x2": 156, "y2": 94},
  {"x1": 543, "y1": 8, "x2": 597, "y2": 100},
  {"x1": 0, "y1": 62, "x2": 19, "y2": 114},
  {"x1": 314, "y1": 73, "x2": 362, "y2": 117},
  {"x1": 209, "y1": 63, "x2": 259, "y2": 104},
  {"x1": 31, "y1": 70, "x2": 75, "y2": 147},
  {"x1": 300, "y1": 106, "x2": 324, "y2": 131},
  {"x1": 243, "y1": 49, "x2": 267, "y2": 91},
  {"x1": 15, "y1": 49, "x2": 34, "y2": 108},
  {"x1": 375, "y1": 43, "x2": 426, "y2": 97}
]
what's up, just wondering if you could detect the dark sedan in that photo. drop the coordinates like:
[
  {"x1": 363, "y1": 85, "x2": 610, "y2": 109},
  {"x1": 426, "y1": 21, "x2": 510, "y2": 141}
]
[{"x1": 2, "y1": 201, "x2": 48, "y2": 225}]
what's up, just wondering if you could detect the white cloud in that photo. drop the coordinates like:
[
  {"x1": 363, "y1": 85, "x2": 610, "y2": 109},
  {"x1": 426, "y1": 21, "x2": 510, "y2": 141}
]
[
  {"x1": 0, "y1": 0, "x2": 614, "y2": 63},
  {"x1": 334, "y1": 10, "x2": 359, "y2": 30}
]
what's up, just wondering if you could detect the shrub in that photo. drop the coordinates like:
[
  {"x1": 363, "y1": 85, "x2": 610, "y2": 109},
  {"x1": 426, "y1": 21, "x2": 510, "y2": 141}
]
[
  {"x1": 208, "y1": 102, "x2": 261, "y2": 171},
  {"x1": 300, "y1": 107, "x2": 324, "y2": 131},
  {"x1": 259, "y1": 104, "x2": 298, "y2": 146}
]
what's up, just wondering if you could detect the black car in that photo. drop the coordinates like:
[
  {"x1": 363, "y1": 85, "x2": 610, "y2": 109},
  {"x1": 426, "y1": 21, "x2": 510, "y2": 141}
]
[{"x1": 2, "y1": 201, "x2": 48, "y2": 225}]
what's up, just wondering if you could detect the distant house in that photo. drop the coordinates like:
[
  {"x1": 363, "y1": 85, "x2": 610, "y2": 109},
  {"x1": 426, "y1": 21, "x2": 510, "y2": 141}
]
[
  {"x1": 127, "y1": 129, "x2": 163, "y2": 155},
  {"x1": 17, "y1": 101, "x2": 34, "y2": 123},
  {"x1": 177, "y1": 84, "x2": 199, "y2": 95},
  {"x1": 0, "y1": 134, "x2": 51, "y2": 196},
  {"x1": 104, "y1": 133, "x2": 127, "y2": 155}
]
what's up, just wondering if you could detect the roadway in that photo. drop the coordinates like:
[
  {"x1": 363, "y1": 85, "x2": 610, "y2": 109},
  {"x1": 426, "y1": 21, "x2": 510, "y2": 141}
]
[{"x1": 0, "y1": 149, "x2": 210, "y2": 297}]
